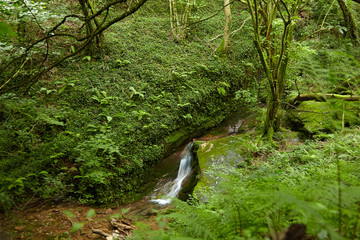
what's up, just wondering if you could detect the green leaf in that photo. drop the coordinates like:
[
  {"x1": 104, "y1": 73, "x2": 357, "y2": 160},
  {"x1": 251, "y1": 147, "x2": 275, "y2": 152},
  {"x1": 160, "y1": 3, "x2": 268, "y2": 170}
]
[
  {"x1": 122, "y1": 208, "x2": 130, "y2": 214},
  {"x1": 58, "y1": 85, "x2": 67, "y2": 94},
  {"x1": 39, "y1": 171, "x2": 48, "y2": 175},
  {"x1": 106, "y1": 116, "x2": 113, "y2": 122},
  {"x1": 183, "y1": 113, "x2": 192, "y2": 119},
  {"x1": 0, "y1": 22, "x2": 15, "y2": 36},
  {"x1": 217, "y1": 87, "x2": 226, "y2": 96},
  {"x1": 46, "y1": 89, "x2": 56, "y2": 95},
  {"x1": 82, "y1": 56, "x2": 91, "y2": 62},
  {"x1": 110, "y1": 213, "x2": 121, "y2": 219},
  {"x1": 71, "y1": 222, "x2": 84, "y2": 233},
  {"x1": 63, "y1": 210, "x2": 75, "y2": 218},
  {"x1": 86, "y1": 209, "x2": 96, "y2": 218}
]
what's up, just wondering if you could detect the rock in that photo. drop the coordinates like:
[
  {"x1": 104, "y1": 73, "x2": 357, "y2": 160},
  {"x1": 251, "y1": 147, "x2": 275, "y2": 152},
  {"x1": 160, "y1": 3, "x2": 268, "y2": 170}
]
[
  {"x1": 289, "y1": 101, "x2": 334, "y2": 134},
  {"x1": 105, "y1": 208, "x2": 112, "y2": 215},
  {"x1": 193, "y1": 135, "x2": 246, "y2": 200},
  {"x1": 288, "y1": 100, "x2": 360, "y2": 135},
  {"x1": 270, "y1": 223, "x2": 307, "y2": 240}
]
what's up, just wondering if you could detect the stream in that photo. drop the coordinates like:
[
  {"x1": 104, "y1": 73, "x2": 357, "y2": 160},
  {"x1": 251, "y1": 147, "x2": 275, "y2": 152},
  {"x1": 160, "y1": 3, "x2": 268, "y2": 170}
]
[{"x1": 150, "y1": 142, "x2": 194, "y2": 205}]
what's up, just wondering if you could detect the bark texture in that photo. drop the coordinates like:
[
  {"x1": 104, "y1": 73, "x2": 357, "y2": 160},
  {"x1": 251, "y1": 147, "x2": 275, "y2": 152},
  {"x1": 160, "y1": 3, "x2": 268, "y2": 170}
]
[{"x1": 337, "y1": 0, "x2": 358, "y2": 42}]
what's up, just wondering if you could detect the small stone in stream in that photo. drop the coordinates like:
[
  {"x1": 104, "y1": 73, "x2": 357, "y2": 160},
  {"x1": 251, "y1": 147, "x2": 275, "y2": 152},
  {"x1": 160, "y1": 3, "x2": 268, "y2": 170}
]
[{"x1": 106, "y1": 208, "x2": 113, "y2": 215}]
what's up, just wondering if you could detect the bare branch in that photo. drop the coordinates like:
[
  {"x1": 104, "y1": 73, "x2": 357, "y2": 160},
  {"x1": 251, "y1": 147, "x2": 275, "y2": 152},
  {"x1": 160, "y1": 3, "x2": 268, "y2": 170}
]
[
  {"x1": 0, "y1": 0, "x2": 148, "y2": 94},
  {"x1": 48, "y1": 15, "x2": 84, "y2": 33},
  {"x1": 186, "y1": 0, "x2": 239, "y2": 29}
]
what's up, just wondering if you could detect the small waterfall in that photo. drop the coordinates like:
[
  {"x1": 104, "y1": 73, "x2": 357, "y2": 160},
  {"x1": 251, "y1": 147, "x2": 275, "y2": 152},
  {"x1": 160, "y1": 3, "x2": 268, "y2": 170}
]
[{"x1": 151, "y1": 142, "x2": 193, "y2": 205}]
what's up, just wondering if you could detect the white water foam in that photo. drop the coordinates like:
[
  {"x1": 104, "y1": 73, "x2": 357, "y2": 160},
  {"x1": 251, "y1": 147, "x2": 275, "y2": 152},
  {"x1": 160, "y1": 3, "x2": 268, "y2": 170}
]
[{"x1": 151, "y1": 142, "x2": 193, "y2": 205}]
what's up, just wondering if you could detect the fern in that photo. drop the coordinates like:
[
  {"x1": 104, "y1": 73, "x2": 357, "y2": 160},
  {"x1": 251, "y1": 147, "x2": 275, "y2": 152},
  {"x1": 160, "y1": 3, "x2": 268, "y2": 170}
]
[{"x1": 135, "y1": 132, "x2": 360, "y2": 239}]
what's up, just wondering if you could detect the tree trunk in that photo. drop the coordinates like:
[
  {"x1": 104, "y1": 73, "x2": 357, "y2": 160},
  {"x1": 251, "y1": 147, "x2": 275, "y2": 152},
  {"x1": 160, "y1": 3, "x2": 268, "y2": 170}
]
[
  {"x1": 222, "y1": 0, "x2": 231, "y2": 53},
  {"x1": 264, "y1": 90, "x2": 281, "y2": 139},
  {"x1": 78, "y1": 0, "x2": 103, "y2": 55},
  {"x1": 169, "y1": 0, "x2": 192, "y2": 42},
  {"x1": 246, "y1": 0, "x2": 300, "y2": 142},
  {"x1": 337, "y1": 0, "x2": 358, "y2": 42}
]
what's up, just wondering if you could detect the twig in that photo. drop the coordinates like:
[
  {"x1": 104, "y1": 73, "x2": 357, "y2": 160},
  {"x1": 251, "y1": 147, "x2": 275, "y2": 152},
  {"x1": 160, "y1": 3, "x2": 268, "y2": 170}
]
[
  {"x1": 92, "y1": 229, "x2": 113, "y2": 240},
  {"x1": 319, "y1": 0, "x2": 336, "y2": 31},
  {"x1": 48, "y1": 14, "x2": 84, "y2": 33},
  {"x1": 0, "y1": 58, "x2": 29, "y2": 90},
  {"x1": 208, "y1": 17, "x2": 250, "y2": 42},
  {"x1": 20, "y1": 0, "x2": 45, "y2": 32},
  {"x1": 186, "y1": 0, "x2": 239, "y2": 29}
]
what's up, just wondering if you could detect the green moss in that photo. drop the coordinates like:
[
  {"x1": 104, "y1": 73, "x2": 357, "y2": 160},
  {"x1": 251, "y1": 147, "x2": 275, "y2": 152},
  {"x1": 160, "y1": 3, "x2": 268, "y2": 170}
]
[
  {"x1": 291, "y1": 101, "x2": 335, "y2": 133},
  {"x1": 166, "y1": 130, "x2": 189, "y2": 146},
  {"x1": 193, "y1": 135, "x2": 252, "y2": 198},
  {"x1": 289, "y1": 100, "x2": 360, "y2": 135}
]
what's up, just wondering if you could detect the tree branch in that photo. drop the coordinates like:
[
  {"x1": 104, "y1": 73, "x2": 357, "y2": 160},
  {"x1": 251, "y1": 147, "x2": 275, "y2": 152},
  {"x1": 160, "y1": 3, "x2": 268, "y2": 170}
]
[
  {"x1": 291, "y1": 94, "x2": 360, "y2": 104},
  {"x1": 0, "y1": 0, "x2": 148, "y2": 94},
  {"x1": 22, "y1": 0, "x2": 148, "y2": 93},
  {"x1": 48, "y1": 14, "x2": 84, "y2": 33}
]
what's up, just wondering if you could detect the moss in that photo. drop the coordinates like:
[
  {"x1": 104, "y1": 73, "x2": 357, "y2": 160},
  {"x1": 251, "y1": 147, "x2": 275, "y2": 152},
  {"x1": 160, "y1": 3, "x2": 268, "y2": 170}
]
[
  {"x1": 289, "y1": 101, "x2": 335, "y2": 134},
  {"x1": 288, "y1": 100, "x2": 360, "y2": 135},
  {"x1": 193, "y1": 135, "x2": 250, "y2": 199},
  {"x1": 163, "y1": 129, "x2": 191, "y2": 156},
  {"x1": 166, "y1": 130, "x2": 189, "y2": 146}
]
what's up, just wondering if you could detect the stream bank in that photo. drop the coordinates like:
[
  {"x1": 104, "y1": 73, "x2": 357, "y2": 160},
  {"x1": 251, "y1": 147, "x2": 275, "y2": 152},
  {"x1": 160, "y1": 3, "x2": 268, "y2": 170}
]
[
  {"x1": 0, "y1": 104, "x2": 343, "y2": 239},
  {"x1": 0, "y1": 107, "x2": 259, "y2": 240}
]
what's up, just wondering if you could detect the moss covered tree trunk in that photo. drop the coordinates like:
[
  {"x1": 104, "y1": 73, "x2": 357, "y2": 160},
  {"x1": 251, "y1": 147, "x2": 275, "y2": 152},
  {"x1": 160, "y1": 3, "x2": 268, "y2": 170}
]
[
  {"x1": 246, "y1": 0, "x2": 301, "y2": 141},
  {"x1": 222, "y1": 0, "x2": 231, "y2": 54},
  {"x1": 337, "y1": 0, "x2": 358, "y2": 42},
  {"x1": 78, "y1": 0, "x2": 104, "y2": 55}
]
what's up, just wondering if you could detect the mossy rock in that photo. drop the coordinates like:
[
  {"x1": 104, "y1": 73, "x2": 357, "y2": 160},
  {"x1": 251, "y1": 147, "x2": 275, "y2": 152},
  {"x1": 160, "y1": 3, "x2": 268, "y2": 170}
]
[
  {"x1": 193, "y1": 135, "x2": 249, "y2": 201},
  {"x1": 163, "y1": 129, "x2": 192, "y2": 156},
  {"x1": 288, "y1": 101, "x2": 336, "y2": 134},
  {"x1": 288, "y1": 100, "x2": 360, "y2": 135}
]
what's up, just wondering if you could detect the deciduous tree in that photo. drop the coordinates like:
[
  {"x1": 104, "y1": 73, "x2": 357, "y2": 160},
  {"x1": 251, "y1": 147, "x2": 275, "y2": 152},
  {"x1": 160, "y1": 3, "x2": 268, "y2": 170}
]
[
  {"x1": 222, "y1": 0, "x2": 231, "y2": 53},
  {"x1": 337, "y1": 0, "x2": 358, "y2": 42},
  {"x1": 245, "y1": 0, "x2": 308, "y2": 141},
  {"x1": 0, "y1": 0, "x2": 148, "y2": 95}
]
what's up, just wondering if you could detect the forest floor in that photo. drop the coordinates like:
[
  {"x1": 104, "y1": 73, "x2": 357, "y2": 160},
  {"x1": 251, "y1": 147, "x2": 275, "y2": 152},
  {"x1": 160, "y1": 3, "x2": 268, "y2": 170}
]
[{"x1": 0, "y1": 197, "x2": 169, "y2": 240}]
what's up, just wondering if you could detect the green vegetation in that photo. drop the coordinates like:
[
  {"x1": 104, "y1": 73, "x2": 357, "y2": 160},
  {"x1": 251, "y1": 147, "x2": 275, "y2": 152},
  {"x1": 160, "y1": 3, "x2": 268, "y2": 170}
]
[
  {"x1": 0, "y1": 0, "x2": 252, "y2": 210},
  {"x1": 0, "y1": 0, "x2": 360, "y2": 239},
  {"x1": 132, "y1": 132, "x2": 360, "y2": 239}
]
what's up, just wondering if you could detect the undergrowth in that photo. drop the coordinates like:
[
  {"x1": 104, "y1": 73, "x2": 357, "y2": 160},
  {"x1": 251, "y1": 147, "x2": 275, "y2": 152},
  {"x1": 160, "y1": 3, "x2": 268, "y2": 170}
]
[
  {"x1": 131, "y1": 132, "x2": 360, "y2": 240},
  {"x1": 0, "y1": 0, "x2": 257, "y2": 211}
]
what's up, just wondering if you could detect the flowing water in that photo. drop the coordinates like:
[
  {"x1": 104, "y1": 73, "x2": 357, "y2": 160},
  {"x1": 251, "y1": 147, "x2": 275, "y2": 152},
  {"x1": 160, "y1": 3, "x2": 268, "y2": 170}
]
[{"x1": 151, "y1": 142, "x2": 193, "y2": 205}]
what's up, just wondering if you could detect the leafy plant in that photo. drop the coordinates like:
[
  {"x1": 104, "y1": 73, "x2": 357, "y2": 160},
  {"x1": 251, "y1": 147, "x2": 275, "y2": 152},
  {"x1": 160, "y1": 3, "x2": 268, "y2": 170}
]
[{"x1": 132, "y1": 132, "x2": 360, "y2": 239}]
